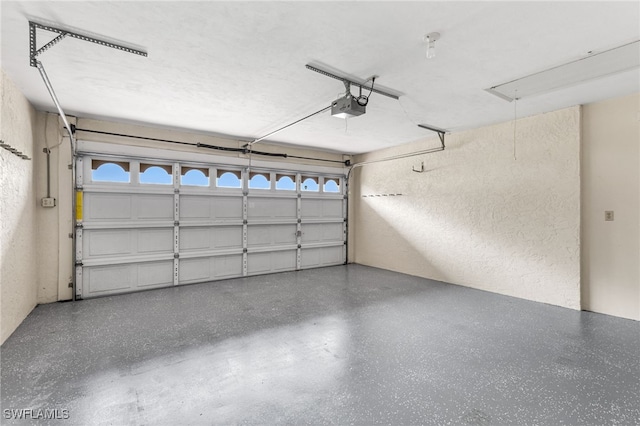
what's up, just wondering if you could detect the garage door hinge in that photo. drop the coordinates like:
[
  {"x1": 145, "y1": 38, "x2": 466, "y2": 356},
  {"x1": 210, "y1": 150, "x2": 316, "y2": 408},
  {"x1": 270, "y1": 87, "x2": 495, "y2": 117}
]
[
  {"x1": 297, "y1": 219, "x2": 301, "y2": 223},
  {"x1": 75, "y1": 261, "x2": 83, "y2": 266},
  {"x1": 76, "y1": 185, "x2": 83, "y2": 190},
  {"x1": 243, "y1": 219, "x2": 248, "y2": 225},
  {"x1": 243, "y1": 248, "x2": 248, "y2": 253},
  {"x1": 298, "y1": 244, "x2": 302, "y2": 249},
  {"x1": 174, "y1": 221, "x2": 179, "y2": 226},
  {"x1": 174, "y1": 253, "x2": 179, "y2": 259},
  {"x1": 243, "y1": 191, "x2": 248, "y2": 196},
  {"x1": 174, "y1": 188, "x2": 179, "y2": 194}
]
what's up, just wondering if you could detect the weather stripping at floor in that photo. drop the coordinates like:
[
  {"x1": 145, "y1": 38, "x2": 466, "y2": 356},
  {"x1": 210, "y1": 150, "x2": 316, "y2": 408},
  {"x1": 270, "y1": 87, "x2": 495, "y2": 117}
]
[{"x1": 1, "y1": 265, "x2": 639, "y2": 425}]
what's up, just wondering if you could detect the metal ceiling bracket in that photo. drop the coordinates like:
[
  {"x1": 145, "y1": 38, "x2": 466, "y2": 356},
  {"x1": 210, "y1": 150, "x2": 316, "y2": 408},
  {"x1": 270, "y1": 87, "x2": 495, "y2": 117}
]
[
  {"x1": 306, "y1": 64, "x2": 400, "y2": 100},
  {"x1": 343, "y1": 80, "x2": 351, "y2": 96},
  {"x1": 29, "y1": 21, "x2": 147, "y2": 67},
  {"x1": 418, "y1": 124, "x2": 446, "y2": 149},
  {"x1": 29, "y1": 21, "x2": 146, "y2": 304}
]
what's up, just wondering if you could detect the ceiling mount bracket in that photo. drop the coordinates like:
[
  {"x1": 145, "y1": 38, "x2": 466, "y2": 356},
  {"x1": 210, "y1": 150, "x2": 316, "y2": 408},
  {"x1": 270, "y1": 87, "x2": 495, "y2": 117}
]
[
  {"x1": 29, "y1": 21, "x2": 147, "y2": 67},
  {"x1": 418, "y1": 124, "x2": 446, "y2": 149},
  {"x1": 343, "y1": 80, "x2": 351, "y2": 96},
  {"x1": 306, "y1": 64, "x2": 400, "y2": 100}
]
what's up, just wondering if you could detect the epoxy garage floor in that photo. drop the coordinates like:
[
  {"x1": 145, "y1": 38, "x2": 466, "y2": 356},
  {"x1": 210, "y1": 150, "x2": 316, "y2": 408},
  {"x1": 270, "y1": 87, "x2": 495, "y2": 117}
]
[{"x1": 1, "y1": 265, "x2": 639, "y2": 425}]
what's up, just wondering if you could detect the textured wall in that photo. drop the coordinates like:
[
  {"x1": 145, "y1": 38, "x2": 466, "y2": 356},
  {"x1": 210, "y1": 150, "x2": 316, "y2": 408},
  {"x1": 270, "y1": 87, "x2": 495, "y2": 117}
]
[
  {"x1": 1, "y1": 69, "x2": 38, "y2": 344},
  {"x1": 352, "y1": 107, "x2": 581, "y2": 310},
  {"x1": 582, "y1": 94, "x2": 639, "y2": 320}
]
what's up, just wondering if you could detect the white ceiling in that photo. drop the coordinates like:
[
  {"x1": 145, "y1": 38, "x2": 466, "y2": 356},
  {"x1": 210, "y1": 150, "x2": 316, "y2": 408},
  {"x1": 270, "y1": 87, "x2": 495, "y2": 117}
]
[{"x1": 2, "y1": 1, "x2": 639, "y2": 154}]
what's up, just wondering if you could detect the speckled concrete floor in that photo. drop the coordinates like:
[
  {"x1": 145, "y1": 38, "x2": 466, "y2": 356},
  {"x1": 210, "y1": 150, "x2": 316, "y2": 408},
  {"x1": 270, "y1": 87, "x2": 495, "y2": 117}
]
[{"x1": 1, "y1": 265, "x2": 639, "y2": 425}]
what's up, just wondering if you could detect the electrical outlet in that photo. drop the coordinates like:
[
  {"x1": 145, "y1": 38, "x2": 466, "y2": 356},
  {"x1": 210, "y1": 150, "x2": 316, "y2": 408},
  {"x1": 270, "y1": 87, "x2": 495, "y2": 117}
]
[
  {"x1": 41, "y1": 197, "x2": 56, "y2": 208},
  {"x1": 605, "y1": 210, "x2": 614, "y2": 221}
]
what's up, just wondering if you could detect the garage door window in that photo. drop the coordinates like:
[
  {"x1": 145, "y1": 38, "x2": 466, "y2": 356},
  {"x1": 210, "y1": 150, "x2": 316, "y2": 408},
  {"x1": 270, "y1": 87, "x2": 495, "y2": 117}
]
[
  {"x1": 216, "y1": 170, "x2": 242, "y2": 188},
  {"x1": 140, "y1": 164, "x2": 173, "y2": 185},
  {"x1": 301, "y1": 176, "x2": 319, "y2": 192},
  {"x1": 276, "y1": 174, "x2": 296, "y2": 191},
  {"x1": 249, "y1": 172, "x2": 271, "y2": 190},
  {"x1": 91, "y1": 160, "x2": 130, "y2": 183},
  {"x1": 324, "y1": 178, "x2": 340, "y2": 193},
  {"x1": 181, "y1": 167, "x2": 209, "y2": 186}
]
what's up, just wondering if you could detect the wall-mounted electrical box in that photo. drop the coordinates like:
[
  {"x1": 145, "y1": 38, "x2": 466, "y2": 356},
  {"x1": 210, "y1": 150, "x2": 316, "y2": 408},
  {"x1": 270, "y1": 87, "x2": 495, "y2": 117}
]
[
  {"x1": 41, "y1": 197, "x2": 56, "y2": 208},
  {"x1": 605, "y1": 210, "x2": 614, "y2": 221}
]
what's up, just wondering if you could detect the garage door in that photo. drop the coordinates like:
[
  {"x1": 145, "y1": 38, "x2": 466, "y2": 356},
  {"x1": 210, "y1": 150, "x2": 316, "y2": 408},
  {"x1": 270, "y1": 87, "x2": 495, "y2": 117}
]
[{"x1": 75, "y1": 155, "x2": 346, "y2": 298}]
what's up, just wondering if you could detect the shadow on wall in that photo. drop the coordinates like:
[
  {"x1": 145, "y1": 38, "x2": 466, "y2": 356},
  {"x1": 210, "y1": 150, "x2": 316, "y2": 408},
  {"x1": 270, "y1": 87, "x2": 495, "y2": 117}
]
[
  {"x1": 353, "y1": 107, "x2": 581, "y2": 310},
  {"x1": 355, "y1": 200, "x2": 448, "y2": 281}
]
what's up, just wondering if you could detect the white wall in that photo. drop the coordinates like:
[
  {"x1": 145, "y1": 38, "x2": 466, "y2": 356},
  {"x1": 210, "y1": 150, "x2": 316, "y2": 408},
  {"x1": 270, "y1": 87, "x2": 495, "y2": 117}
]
[
  {"x1": 1, "y1": 69, "x2": 38, "y2": 344},
  {"x1": 351, "y1": 106, "x2": 581, "y2": 310},
  {"x1": 582, "y1": 93, "x2": 639, "y2": 321}
]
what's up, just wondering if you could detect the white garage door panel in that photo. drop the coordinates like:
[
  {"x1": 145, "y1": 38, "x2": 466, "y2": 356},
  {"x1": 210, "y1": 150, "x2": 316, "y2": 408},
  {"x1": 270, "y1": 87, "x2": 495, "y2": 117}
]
[
  {"x1": 84, "y1": 193, "x2": 173, "y2": 221},
  {"x1": 301, "y1": 199, "x2": 343, "y2": 219},
  {"x1": 138, "y1": 262, "x2": 175, "y2": 287},
  {"x1": 180, "y1": 195, "x2": 242, "y2": 221},
  {"x1": 179, "y1": 258, "x2": 210, "y2": 282},
  {"x1": 301, "y1": 223, "x2": 344, "y2": 244},
  {"x1": 301, "y1": 246, "x2": 345, "y2": 269},
  {"x1": 247, "y1": 198, "x2": 296, "y2": 220},
  {"x1": 84, "y1": 228, "x2": 173, "y2": 258},
  {"x1": 137, "y1": 195, "x2": 174, "y2": 220},
  {"x1": 84, "y1": 193, "x2": 132, "y2": 220},
  {"x1": 179, "y1": 255, "x2": 243, "y2": 284},
  {"x1": 138, "y1": 229, "x2": 175, "y2": 253},
  {"x1": 84, "y1": 229, "x2": 130, "y2": 257},
  {"x1": 248, "y1": 224, "x2": 297, "y2": 247},
  {"x1": 86, "y1": 265, "x2": 132, "y2": 293},
  {"x1": 77, "y1": 154, "x2": 346, "y2": 299},
  {"x1": 247, "y1": 251, "x2": 297, "y2": 275},
  {"x1": 84, "y1": 260, "x2": 173, "y2": 296},
  {"x1": 180, "y1": 226, "x2": 243, "y2": 251}
]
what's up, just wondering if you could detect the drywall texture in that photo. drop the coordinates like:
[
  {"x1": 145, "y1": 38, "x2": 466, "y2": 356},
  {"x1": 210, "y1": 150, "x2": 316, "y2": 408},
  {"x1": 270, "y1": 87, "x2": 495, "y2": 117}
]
[
  {"x1": 352, "y1": 107, "x2": 581, "y2": 310},
  {"x1": 0, "y1": 69, "x2": 38, "y2": 344},
  {"x1": 582, "y1": 94, "x2": 640, "y2": 321}
]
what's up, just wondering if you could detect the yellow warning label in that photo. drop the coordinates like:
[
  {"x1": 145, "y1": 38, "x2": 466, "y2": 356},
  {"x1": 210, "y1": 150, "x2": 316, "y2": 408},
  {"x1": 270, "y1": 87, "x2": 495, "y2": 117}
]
[{"x1": 75, "y1": 191, "x2": 83, "y2": 221}]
